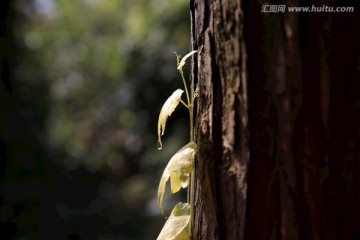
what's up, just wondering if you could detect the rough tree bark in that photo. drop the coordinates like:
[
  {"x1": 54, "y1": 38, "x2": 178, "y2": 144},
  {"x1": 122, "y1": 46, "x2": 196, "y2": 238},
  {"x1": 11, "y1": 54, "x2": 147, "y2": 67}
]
[
  {"x1": 191, "y1": 0, "x2": 248, "y2": 239},
  {"x1": 191, "y1": 0, "x2": 360, "y2": 239}
]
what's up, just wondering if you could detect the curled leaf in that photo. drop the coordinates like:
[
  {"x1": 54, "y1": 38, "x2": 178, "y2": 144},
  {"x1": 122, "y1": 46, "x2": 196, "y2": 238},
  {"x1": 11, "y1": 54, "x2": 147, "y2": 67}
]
[
  {"x1": 157, "y1": 202, "x2": 190, "y2": 240},
  {"x1": 177, "y1": 50, "x2": 198, "y2": 70},
  {"x1": 157, "y1": 89, "x2": 184, "y2": 150},
  {"x1": 158, "y1": 142, "x2": 197, "y2": 215}
]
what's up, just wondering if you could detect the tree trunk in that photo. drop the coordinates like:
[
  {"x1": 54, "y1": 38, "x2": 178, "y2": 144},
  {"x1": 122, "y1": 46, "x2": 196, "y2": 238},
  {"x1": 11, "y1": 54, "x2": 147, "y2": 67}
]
[
  {"x1": 191, "y1": 0, "x2": 248, "y2": 239},
  {"x1": 191, "y1": 0, "x2": 360, "y2": 239}
]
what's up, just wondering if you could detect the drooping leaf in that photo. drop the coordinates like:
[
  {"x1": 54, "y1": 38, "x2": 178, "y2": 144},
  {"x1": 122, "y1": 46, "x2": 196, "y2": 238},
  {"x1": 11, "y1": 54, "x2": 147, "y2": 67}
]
[
  {"x1": 177, "y1": 50, "x2": 198, "y2": 70},
  {"x1": 170, "y1": 171, "x2": 181, "y2": 194},
  {"x1": 157, "y1": 202, "x2": 191, "y2": 240},
  {"x1": 157, "y1": 89, "x2": 184, "y2": 150},
  {"x1": 158, "y1": 142, "x2": 197, "y2": 215}
]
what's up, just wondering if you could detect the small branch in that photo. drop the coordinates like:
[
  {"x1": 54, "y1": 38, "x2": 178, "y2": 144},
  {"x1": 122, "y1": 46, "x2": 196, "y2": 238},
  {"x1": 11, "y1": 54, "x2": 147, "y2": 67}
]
[
  {"x1": 180, "y1": 99, "x2": 190, "y2": 109},
  {"x1": 179, "y1": 69, "x2": 191, "y2": 109}
]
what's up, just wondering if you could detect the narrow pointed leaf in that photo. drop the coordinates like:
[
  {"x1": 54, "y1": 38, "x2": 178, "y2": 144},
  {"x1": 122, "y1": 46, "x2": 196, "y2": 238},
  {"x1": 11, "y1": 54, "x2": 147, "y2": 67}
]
[
  {"x1": 177, "y1": 50, "x2": 198, "y2": 70},
  {"x1": 157, "y1": 202, "x2": 190, "y2": 240},
  {"x1": 157, "y1": 89, "x2": 184, "y2": 150},
  {"x1": 158, "y1": 142, "x2": 197, "y2": 215}
]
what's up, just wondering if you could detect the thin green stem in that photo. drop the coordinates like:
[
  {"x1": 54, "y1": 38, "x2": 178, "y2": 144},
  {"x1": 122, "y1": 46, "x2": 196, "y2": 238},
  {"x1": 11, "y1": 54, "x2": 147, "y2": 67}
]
[
  {"x1": 180, "y1": 99, "x2": 190, "y2": 109},
  {"x1": 179, "y1": 69, "x2": 191, "y2": 112},
  {"x1": 189, "y1": 105, "x2": 194, "y2": 142},
  {"x1": 178, "y1": 66, "x2": 195, "y2": 238},
  {"x1": 189, "y1": 167, "x2": 195, "y2": 238},
  {"x1": 179, "y1": 69, "x2": 193, "y2": 143},
  {"x1": 189, "y1": 103, "x2": 194, "y2": 238}
]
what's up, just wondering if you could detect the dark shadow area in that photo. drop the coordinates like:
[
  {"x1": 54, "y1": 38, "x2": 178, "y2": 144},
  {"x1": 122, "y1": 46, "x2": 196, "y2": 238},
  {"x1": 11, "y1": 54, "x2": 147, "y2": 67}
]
[{"x1": 0, "y1": 0, "x2": 191, "y2": 239}]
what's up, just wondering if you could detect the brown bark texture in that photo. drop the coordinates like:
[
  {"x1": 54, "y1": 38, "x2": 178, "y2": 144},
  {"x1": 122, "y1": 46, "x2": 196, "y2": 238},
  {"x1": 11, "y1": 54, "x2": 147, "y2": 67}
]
[{"x1": 191, "y1": 0, "x2": 360, "y2": 239}]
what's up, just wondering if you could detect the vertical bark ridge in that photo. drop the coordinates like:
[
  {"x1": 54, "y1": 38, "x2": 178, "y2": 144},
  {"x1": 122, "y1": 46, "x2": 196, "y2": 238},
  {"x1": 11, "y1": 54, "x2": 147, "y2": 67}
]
[{"x1": 192, "y1": 0, "x2": 248, "y2": 239}]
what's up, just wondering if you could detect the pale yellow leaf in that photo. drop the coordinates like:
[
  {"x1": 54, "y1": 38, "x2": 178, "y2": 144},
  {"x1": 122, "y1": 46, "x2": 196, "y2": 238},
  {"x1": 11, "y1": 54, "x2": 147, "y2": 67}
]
[
  {"x1": 157, "y1": 202, "x2": 190, "y2": 240},
  {"x1": 157, "y1": 89, "x2": 184, "y2": 150},
  {"x1": 170, "y1": 172, "x2": 181, "y2": 194},
  {"x1": 177, "y1": 50, "x2": 198, "y2": 70},
  {"x1": 158, "y1": 142, "x2": 197, "y2": 215}
]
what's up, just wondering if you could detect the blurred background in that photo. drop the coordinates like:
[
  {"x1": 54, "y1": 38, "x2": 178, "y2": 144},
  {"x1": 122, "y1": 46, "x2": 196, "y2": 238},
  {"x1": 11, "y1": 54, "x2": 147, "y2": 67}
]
[{"x1": 0, "y1": 0, "x2": 191, "y2": 239}]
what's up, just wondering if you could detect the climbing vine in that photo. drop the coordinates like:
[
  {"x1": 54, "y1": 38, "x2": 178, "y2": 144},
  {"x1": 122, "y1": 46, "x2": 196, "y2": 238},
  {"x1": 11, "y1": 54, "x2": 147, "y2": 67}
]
[{"x1": 156, "y1": 50, "x2": 198, "y2": 240}]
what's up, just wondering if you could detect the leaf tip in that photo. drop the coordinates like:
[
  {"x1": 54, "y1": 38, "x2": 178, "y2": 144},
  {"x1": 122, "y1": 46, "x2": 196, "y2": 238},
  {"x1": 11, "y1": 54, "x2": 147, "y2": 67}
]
[
  {"x1": 177, "y1": 50, "x2": 198, "y2": 70},
  {"x1": 157, "y1": 141, "x2": 163, "y2": 150}
]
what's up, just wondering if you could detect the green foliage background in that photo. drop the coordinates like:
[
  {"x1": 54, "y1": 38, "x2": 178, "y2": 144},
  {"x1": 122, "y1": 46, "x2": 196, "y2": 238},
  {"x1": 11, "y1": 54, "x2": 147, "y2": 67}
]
[{"x1": 1, "y1": 0, "x2": 191, "y2": 239}]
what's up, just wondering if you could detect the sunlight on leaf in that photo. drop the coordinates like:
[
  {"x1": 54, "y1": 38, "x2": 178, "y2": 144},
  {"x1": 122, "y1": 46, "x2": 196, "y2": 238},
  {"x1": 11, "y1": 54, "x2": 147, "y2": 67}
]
[
  {"x1": 157, "y1": 202, "x2": 190, "y2": 240},
  {"x1": 177, "y1": 50, "x2": 198, "y2": 70},
  {"x1": 158, "y1": 142, "x2": 197, "y2": 215},
  {"x1": 157, "y1": 89, "x2": 184, "y2": 150},
  {"x1": 170, "y1": 171, "x2": 182, "y2": 193}
]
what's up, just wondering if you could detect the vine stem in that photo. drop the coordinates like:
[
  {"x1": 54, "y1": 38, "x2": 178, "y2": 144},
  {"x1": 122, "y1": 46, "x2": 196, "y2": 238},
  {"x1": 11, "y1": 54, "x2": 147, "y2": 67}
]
[
  {"x1": 179, "y1": 67, "x2": 195, "y2": 238},
  {"x1": 189, "y1": 104, "x2": 194, "y2": 239},
  {"x1": 179, "y1": 70, "x2": 192, "y2": 144},
  {"x1": 180, "y1": 70, "x2": 191, "y2": 115}
]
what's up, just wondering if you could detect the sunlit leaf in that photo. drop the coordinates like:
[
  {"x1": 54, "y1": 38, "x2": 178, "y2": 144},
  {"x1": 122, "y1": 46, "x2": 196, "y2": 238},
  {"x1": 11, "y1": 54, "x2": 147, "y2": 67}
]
[
  {"x1": 157, "y1": 202, "x2": 190, "y2": 240},
  {"x1": 157, "y1": 89, "x2": 184, "y2": 150},
  {"x1": 170, "y1": 171, "x2": 181, "y2": 193},
  {"x1": 177, "y1": 50, "x2": 198, "y2": 70},
  {"x1": 158, "y1": 142, "x2": 197, "y2": 215}
]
